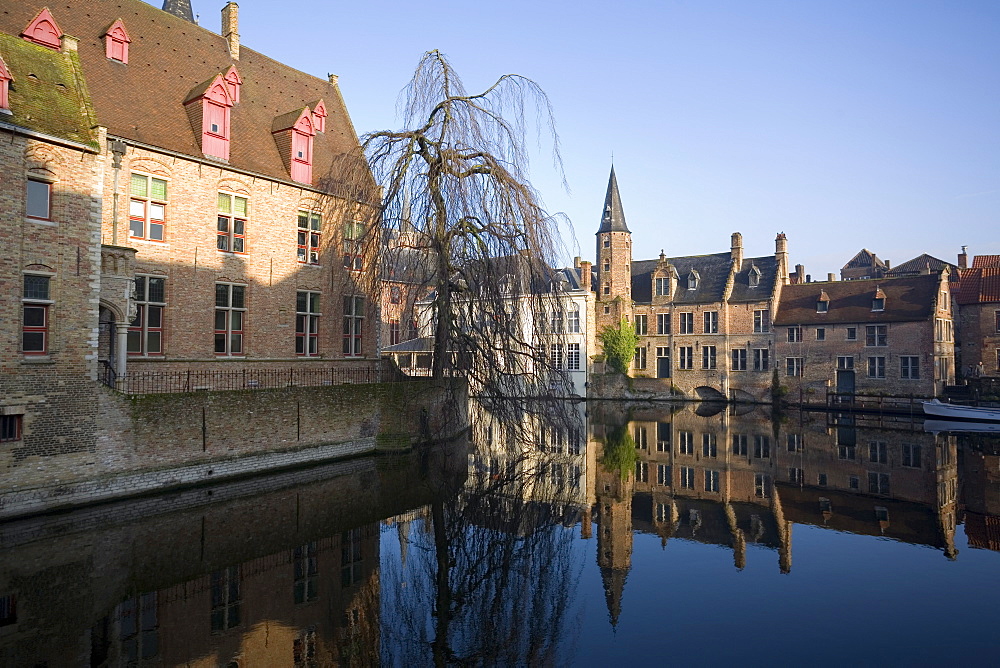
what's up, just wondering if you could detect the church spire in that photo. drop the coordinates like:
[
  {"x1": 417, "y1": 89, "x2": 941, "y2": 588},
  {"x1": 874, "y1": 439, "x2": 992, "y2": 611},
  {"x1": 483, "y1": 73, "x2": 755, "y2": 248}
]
[
  {"x1": 597, "y1": 166, "x2": 630, "y2": 234},
  {"x1": 162, "y1": 0, "x2": 196, "y2": 24}
]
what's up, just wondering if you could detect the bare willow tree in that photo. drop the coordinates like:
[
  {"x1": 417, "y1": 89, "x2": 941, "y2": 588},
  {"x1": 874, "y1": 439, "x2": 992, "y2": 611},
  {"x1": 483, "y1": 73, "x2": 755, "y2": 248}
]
[{"x1": 362, "y1": 50, "x2": 570, "y2": 404}]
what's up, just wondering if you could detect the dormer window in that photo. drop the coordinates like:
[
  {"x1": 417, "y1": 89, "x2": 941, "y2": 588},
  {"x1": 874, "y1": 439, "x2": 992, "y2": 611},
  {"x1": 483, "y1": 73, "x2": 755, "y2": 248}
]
[
  {"x1": 0, "y1": 56, "x2": 12, "y2": 113},
  {"x1": 748, "y1": 265, "x2": 761, "y2": 288},
  {"x1": 687, "y1": 270, "x2": 700, "y2": 291},
  {"x1": 223, "y1": 66, "x2": 242, "y2": 103},
  {"x1": 102, "y1": 19, "x2": 131, "y2": 64},
  {"x1": 312, "y1": 100, "x2": 327, "y2": 133},
  {"x1": 654, "y1": 275, "x2": 669, "y2": 297},
  {"x1": 272, "y1": 108, "x2": 316, "y2": 184},
  {"x1": 21, "y1": 8, "x2": 62, "y2": 50},
  {"x1": 817, "y1": 290, "x2": 830, "y2": 313},
  {"x1": 184, "y1": 75, "x2": 234, "y2": 161},
  {"x1": 872, "y1": 288, "x2": 886, "y2": 312}
]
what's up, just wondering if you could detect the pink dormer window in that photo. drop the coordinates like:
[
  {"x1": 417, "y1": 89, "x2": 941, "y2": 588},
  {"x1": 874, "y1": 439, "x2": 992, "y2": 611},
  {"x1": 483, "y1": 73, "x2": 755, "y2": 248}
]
[
  {"x1": 0, "y1": 56, "x2": 12, "y2": 112},
  {"x1": 184, "y1": 75, "x2": 233, "y2": 161},
  {"x1": 21, "y1": 8, "x2": 62, "y2": 50},
  {"x1": 102, "y1": 19, "x2": 131, "y2": 63},
  {"x1": 224, "y1": 66, "x2": 242, "y2": 104},
  {"x1": 272, "y1": 108, "x2": 316, "y2": 185},
  {"x1": 312, "y1": 100, "x2": 327, "y2": 133}
]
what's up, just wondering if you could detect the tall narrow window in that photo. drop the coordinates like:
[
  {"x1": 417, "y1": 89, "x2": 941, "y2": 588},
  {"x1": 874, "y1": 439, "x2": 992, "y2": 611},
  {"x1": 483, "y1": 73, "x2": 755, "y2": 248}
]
[
  {"x1": 633, "y1": 313, "x2": 645, "y2": 335},
  {"x1": 753, "y1": 309, "x2": 770, "y2": 333},
  {"x1": 786, "y1": 357, "x2": 804, "y2": 377},
  {"x1": 297, "y1": 210, "x2": 321, "y2": 264},
  {"x1": 753, "y1": 348, "x2": 769, "y2": 371},
  {"x1": 296, "y1": 291, "x2": 320, "y2": 356},
  {"x1": 210, "y1": 566, "x2": 241, "y2": 632},
  {"x1": 657, "y1": 313, "x2": 671, "y2": 335},
  {"x1": 343, "y1": 296, "x2": 364, "y2": 357},
  {"x1": 27, "y1": 179, "x2": 51, "y2": 220},
  {"x1": 634, "y1": 346, "x2": 646, "y2": 370},
  {"x1": 900, "y1": 356, "x2": 919, "y2": 379},
  {"x1": 343, "y1": 221, "x2": 364, "y2": 271},
  {"x1": 22, "y1": 274, "x2": 51, "y2": 355},
  {"x1": 704, "y1": 469, "x2": 720, "y2": 492},
  {"x1": 678, "y1": 346, "x2": 693, "y2": 370},
  {"x1": 128, "y1": 276, "x2": 165, "y2": 355},
  {"x1": 293, "y1": 543, "x2": 319, "y2": 604},
  {"x1": 389, "y1": 319, "x2": 401, "y2": 346},
  {"x1": 703, "y1": 311, "x2": 718, "y2": 334},
  {"x1": 702, "y1": 345, "x2": 716, "y2": 369},
  {"x1": 655, "y1": 276, "x2": 669, "y2": 296},
  {"x1": 129, "y1": 174, "x2": 167, "y2": 241},
  {"x1": 568, "y1": 306, "x2": 581, "y2": 333},
  {"x1": 567, "y1": 343, "x2": 581, "y2": 370},
  {"x1": 217, "y1": 193, "x2": 247, "y2": 253},
  {"x1": 214, "y1": 283, "x2": 246, "y2": 356},
  {"x1": 732, "y1": 348, "x2": 747, "y2": 371},
  {"x1": 679, "y1": 312, "x2": 693, "y2": 334}
]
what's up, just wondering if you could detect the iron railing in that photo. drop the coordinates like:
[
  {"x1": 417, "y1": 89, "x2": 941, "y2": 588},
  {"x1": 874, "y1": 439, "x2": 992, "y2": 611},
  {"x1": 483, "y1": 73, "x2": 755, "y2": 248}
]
[{"x1": 100, "y1": 363, "x2": 395, "y2": 395}]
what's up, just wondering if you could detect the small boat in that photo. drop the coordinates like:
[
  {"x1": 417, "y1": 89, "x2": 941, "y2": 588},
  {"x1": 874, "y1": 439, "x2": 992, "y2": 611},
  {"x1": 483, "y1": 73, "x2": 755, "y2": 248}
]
[
  {"x1": 922, "y1": 398, "x2": 1000, "y2": 422},
  {"x1": 923, "y1": 419, "x2": 1000, "y2": 434}
]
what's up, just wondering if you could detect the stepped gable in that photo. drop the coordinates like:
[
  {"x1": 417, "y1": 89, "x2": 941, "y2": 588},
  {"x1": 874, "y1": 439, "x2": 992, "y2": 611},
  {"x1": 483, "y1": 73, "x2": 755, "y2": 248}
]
[
  {"x1": 0, "y1": 0, "x2": 363, "y2": 187},
  {"x1": 774, "y1": 274, "x2": 939, "y2": 325}
]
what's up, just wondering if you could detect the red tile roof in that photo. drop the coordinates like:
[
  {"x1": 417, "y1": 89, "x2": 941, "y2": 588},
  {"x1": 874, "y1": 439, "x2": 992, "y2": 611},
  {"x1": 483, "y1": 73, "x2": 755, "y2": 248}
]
[
  {"x1": 957, "y1": 267, "x2": 1000, "y2": 304},
  {"x1": 0, "y1": 0, "x2": 364, "y2": 187},
  {"x1": 972, "y1": 255, "x2": 1000, "y2": 269}
]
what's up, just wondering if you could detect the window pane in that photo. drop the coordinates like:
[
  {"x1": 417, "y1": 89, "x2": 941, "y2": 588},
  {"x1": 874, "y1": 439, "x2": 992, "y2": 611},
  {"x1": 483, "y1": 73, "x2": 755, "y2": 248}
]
[
  {"x1": 218, "y1": 216, "x2": 230, "y2": 232},
  {"x1": 215, "y1": 311, "x2": 227, "y2": 330},
  {"x1": 297, "y1": 292, "x2": 307, "y2": 312},
  {"x1": 296, "y1": 337, "x2": 305, "y2": 354},
  {"x1": 147, "y1": 305, "x2": 162, "y2": 327},
  {"x1": 147, "y1": 278, "x2": 164, "y2": 303},
  {"x1": 148, "y1": 223, "x2": 164, "y2": 241},
  {"x1": 230, "y1": 286, "x2": 245, "y2": 309},
  {"x1": 217, "y1": 193, "x2": 231, "y2": 213},
  {"x1": 27, "y1": 180, "x2": 50, "y2": 218},
  {"x1": 216, "y1": 284, "x2": 230, "y2": 307},
  {"x1": 233, "y1": 238, "x2": 244, "y2": 253},
  {"x1": 233, "y1": 219, "x2": 245, "y2": 235},
  {"x1": 215, "y1": 333, "x2": 227, "y2": 353},
  {"x1": 23, "y1": 305, "x2": 46, "y2": 327},
  {"x1": 149, "y1": 203, "x2": 165, "y2": 221},
  {"x1": 230, "y1": 334, "x2": 242, "y2": 353},
  {"x1": 234, "y1": 197, "x2": 247, "y2": 217},
  {"x1": 129, "y1": 199, "x2": 145, "y2": 218},
  {"x1": 24, "y1": 275, "x2": 50, "y2": 300},
  {"x1": 22, "y1": 332, "x2": 45, "y2": 352},
  {"x1": 230, "y1": 311, "x2": 243, "y2": 331},
  {"x1": 130, "y1": 173, "x2": 147, "y2": 197},
  {"x1": 151, "y1": 178, "x2": 167, "y2": 200},
  {"x1": 310, "y1": 213, "x2": 321, "y2": 230},
  {"x1": 298, "y1": 212, "x2": 309, "y2": 229},
  {"x1": 296, "y1": 314, "x2": 306, "y2": 334},
  {"x1": 309, "y1": 293, "x2": 319, "y2": 313},
  {"x1": 147, "y1": 332, "x2": 162, "y2": 354},
  {"x1": 126, "y1": 330, "x2": 142, "y2": 353}
]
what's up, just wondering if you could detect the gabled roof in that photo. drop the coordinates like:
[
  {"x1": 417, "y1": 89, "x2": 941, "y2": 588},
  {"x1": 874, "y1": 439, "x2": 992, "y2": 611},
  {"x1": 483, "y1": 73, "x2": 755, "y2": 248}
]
[
  {"x1": 843, "y1": 248, "x2": 887, "y2": 270},
  {"x1": 596, "y1": 166, "x2": 630, "y2": 234},
  {"x1": 774, "y1": 274, "x2": 941, "y2": 325},
  {"x1": 0, "y1": 0, "x2": 366, "y2": 187},
  {"x1": 971, "y1": 255, "x2": 1000, "y2": 269},
  {"x1": 886, "y1": 253, "x2": 954, "y2": 277},
  {"x1": 0, "y1": 32, "x2": 98, "y2": 148},
  {"x1": 630, "y1": 252, "x2": 778, "y2": 304},
  {"x1": 955, "y1": 267, "x2": 1000, "y2": 305}
]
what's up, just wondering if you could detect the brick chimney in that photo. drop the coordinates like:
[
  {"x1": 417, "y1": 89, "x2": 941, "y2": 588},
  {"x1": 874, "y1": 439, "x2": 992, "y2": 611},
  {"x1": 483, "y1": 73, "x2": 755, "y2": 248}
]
[
  {"x1": 958, "y1": 246, "x2": 968, "y2": 269},
  {"x1": 731, "y1": 232, "x2": 743, "y2": 266},
  {"x1": 775, "y1": 232, "x2": 789, "y2": 284},
  {"x1": 579, "y1": 261, "x2": 592, "y2": 291},
  {"x1": 222, "y1": 2, "x2": 239, "y2": 60}
]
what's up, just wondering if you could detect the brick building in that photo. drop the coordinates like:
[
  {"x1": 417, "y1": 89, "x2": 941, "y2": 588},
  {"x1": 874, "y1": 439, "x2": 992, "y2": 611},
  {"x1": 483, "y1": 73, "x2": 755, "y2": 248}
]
[
  {"x1": 774, "y1": 272, "x2": 956, "y2": 398},
  {"x1": 590, "y1": 166, "x2": 790, "y2": 402},
  {"x1": 841, "y1": 248, "x2": 889, "y2": 281},
  {"x1": 954, "y1": 254, "x2": 1000, "y2": 376}
]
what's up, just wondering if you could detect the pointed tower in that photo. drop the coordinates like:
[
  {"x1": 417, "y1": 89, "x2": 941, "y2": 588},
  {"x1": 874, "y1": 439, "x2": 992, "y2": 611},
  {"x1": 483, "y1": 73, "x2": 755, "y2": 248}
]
[
  {"x1": 162, "y1": 0, "x2": 196, "y2": 23},
  {"x1": 595, "y1": 167, "x2": 633, "y2": 312}
]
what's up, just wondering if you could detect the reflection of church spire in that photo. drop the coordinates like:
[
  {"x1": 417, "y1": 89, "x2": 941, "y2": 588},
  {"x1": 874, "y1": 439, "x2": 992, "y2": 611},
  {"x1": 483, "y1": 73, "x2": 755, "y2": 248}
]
[
  {"x1": 397, "y1": 519, "x2": 411, "y2": 568},
  {"x1": 772, "y1": 488, "x2": 792, "y2": 574},
  {"x1": 600, "y1": 567, "x2": 628, "y2": 628},
  {"x1": 595, "y1": 432, "x2": 633, "y2": 629}
]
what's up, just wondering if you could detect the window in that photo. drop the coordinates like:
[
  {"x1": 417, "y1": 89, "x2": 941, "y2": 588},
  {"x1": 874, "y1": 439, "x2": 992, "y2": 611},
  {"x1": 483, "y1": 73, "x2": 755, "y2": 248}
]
[
  {"x1": 293, "y1": 543, "x2": 318, "y2": 604},
  {"x1": 633, "y1": 346, "x2": 646, "y2": 370},
  {"x1": 341, "y1": 528, "x2": 363, "y2": 586},
  {"x1": 866, "y1": 325, "x2": 887, "y2": 347},
  {"x1": 704, "y1": 469, "x2": 719, "y2": 492},
  {"x1": 297, "y1": 210, "x2": 322, "y2": 264},
  {"x1": 787, "y1": 326, "x2": 803, "y2": 343},
  {"x1": 635, "y1": 461, "x2": 649, "y2": 483},
  {"x1": 214, "y1": 283, "x2": 246, "y2": 355},
  {"x1": 296, "y1": 291, "x2": 321, "y2": 356},
  {"x1": 788, "y1": 468, "x2": 804, "y2": 484},
  {"x1": 934, "y1": 318, "x2": 953, "y2": 342},
  {"x1": 129, "y1": 174, "x2": 167, "y2": 241},
  {"x1": 679, "y1": 431, "x2": 694, "y2": 455},
  {"x1": 343, "y1": 296, "x2": 364, "y2": 356},
  {"x1": 754, "y1": 473, "x2": 771, "y2": 498},
  {"x1": 868, "y1": 441, "x2": 887, "y2": 464},
  {"x1": 22, "y1": 274, "x2": 51, "y2": 355},
  {"x1": 217, "y1": 193, "x2": 247, "y2": 253},
  {"x1": 656, "y1": 503, "x2": 670, "y2": 521},
  {"x1": 657, "y1": 313, "x2": 671, "y2": 335},
  {"x1": 837, "y1": 356, "x2": 854, "y2": 370},
  {"x1": 27, "y1": 179, "x2": 51, "y2": 219},
  {"x1": 567, "y1": 343, "x2": 581, "y2": 370},
  {"x1": 603, "y1": 237, "x2": 610, "y2": 248},
  {"x1": 839, "y1": 445, "x2": 857, "y2": 460},
  {"x1": 900, "y1": 356, "x2": 919, "y2": 379},
  {"x1": 568, "y1": 306, "x2": 581, "y2": 333},
  {"x1": 550, "y1": 310, "x2": 563, "y2": 334},
  {"x1": 210, "y1": 566, "x2": 241, "y2": 632},
  {"x1": 902, "y1": 444, "x2": 921, "y2": 468},
  {"x1": 703, "y1": 311, "x2": 718, "y2": 334},
  {"x1": 656, "y1": 422, "x2": 670, "y2": 451},
  {"x1": 702, "y1": 345, "x2": 716, "y2": 369},
  {"x1": 634, "y1": 426, "x2": 648, "y2": 450},
  {"x1": 786, "y1": 357, "x2": 803, "y2": 377},
  {"x1": 679, "y1": 312, "x2": 694, "y2": 334},
  {"x1": 872, "y1": 297, "x2": 885, "y2": 312},
  {"x1": 678, "y1": 346, "x2": 693, "y2": 370},
  {"x1": 128, "y1": 276, "x2": 165, "y2": 355},
  {"x1": 343, "y1": 221, "x2": 365, "y2": 271},
  {"x1": 732, "y1": 348, "x2": 747, "y2": 371},
  {"x1": 0, "y1": 415, "x2": 22, "y2": 442},
  {"x1": 687, "y1": 270, "x2": 699, "y2": 290},
  {"x1": 655, "y1": 276, "x2": 670, "y2": 296},
  {"x1": 749, "y1": 266, "x2": 761, "y2": 288},
  {"x1": 603, "y1": 305, "x2": 610, "y2": 315},
  {"x1": 867, "y1": 356, "x2": 886, "y2": 378},
  {"x1": 0, "y1": 593, "x2": 16, "y2": 627},
  {"x1": 754, "y1": 435, "x2": 770, "y2": 459},
  {"x1": 816, "y1": 328, "x2": 825, "y2": 341},
  {"x1": 753, "y1": 348, "x2": 769, "y2": 371},
  {"x1": 996, "y1": 310, "x2": 1000, "y2": 333},
  {"x1": 787, "y1": 433, "x2": 802, "y2": 453},
  {"x1": 816, "y1": 300, "x2": 829, "y2": 313},
  {"x1": 846, "y1": 327, "x2": 857, "y2": 341},
  {"x1": 603, "y1": 259, "x2": 610, "y2": 272},
  {"x1": 732, "y1": 434, "x2": 748, "y2": 456},
  {"x1": 657, "y1": 464, "x2": 671, "y2": 486},
  {"x1": 849, "y1": 475, "x2": 860, "y2": 490},
  {"x1": 389, "y1": 319, "x2": 400, "y2": 346},
  {"x1": 702, "y1": 433, "x2": 717, "y2": 457},
  {"x1": 868, "y1": 472, "x2": 890, "y2": 495},
  {"x1": 753, "y1": 310, "x2": 770, "y2": 333},
  {"x1": 680, "y1": 466, "x2": 695, "y2": 489},
  {"x1": 875, "y1": 506, "x2": 889, "y2": 522},
  {"x1": 818, "y1": 473, "x2": 828, "y2": 486},
  {"x1": 550, "y1": 344, "x2": 564, "y2": 369}
]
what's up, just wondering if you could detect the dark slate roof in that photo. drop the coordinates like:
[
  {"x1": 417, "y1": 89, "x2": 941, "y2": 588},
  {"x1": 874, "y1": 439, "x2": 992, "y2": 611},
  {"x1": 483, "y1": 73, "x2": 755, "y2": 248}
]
[
  {"x1": 0, "y1": 1, "x2": 365, "y2": 187},
  {"x1": 629, "y1": 252, "x2": 777, "y2": 305},
  {"x1": 774, "y1": 274, "x2": 940, "y2": 325},
  {"x1": 730, "y1": 256, "x2": 779, "y2": 303},
  {"x1": 0, "y1": 33, "x2": 99, "y2": 148},
  {"x1": 956, "y1": 267, "x2": 1000, "y2": 305},
  {"x1": 843, "y1": 248, "x2": 887, "y2": 270},
  {"x1": 596, "y1": 166, "x2": 630, "y2": 234},
  {"x1": 886, "y1": 253, "x2": 954, "y2": 277},
  {"x1": 161, "y1": 0, "x2": 194, "y2": 23}
]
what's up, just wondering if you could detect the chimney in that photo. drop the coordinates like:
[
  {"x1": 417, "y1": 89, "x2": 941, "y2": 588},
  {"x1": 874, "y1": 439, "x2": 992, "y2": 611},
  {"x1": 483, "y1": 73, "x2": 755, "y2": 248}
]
[
  {"x1": 958, "y1": 246, "x2": 968, "y2": 269},
  {"x1": 579, "y1": 261, "x2": 592, "y2": 291},
  {"x1": 885, "y1": 260, "x2": 891, "y2": 270},
  {"x1": 730, "y1": 232, "x2": 743, "y2": 266},
  {"x1": 222, "y1": 2, "x2": 239, "y2": 60},
  {"x1": 775, "y1": 232, "x2": 789, "y2": 285},
  {"x1": 806, "y1": 274, "x2": 812, "y2": 283},
  {"x1": 328, "y1": 73, "x2": 339, "y2": 85},
  {"x1": 60, "y1": 34, "x2": 78, "y2": 53},
  {"x1": 827, "y1": 273, "x2": 836, "y2": 282},
  {"x1": 795, "y1": 264, "x2": 805, "y2": 283},
  {"x1": 574, "y1": 256, "x2": 581, "y2": 269}
]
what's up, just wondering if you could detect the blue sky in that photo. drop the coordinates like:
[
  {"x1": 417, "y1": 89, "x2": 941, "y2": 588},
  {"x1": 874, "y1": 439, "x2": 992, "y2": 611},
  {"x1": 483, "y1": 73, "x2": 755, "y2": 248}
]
[{"x1": 191, "y1": 1, "x2": 998, "y2": 276}]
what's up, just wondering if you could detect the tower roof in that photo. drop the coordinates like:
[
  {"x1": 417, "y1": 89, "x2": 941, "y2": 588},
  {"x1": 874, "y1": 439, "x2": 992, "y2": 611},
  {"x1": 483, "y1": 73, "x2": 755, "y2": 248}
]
[
  {"x1": 597, "y1": 166, "x2": 630, "y2": 234},
  {"x1": 162, "y1": 0, "x2": 195, "y2": 23}
]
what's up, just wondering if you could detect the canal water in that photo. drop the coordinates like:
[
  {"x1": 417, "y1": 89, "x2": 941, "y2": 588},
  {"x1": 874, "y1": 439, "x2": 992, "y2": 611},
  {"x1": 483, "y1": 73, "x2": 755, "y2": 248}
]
[{"x1": 2, "y1": 401, "x2": 999, "y2": 666}]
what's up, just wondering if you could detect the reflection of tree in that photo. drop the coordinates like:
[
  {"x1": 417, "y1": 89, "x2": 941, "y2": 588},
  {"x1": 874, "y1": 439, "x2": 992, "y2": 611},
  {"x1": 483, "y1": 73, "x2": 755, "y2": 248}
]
[
  {"x1": 600, "y1": 423, "x2": 636, "y2": 481},
  {"x1": 382, "y1": 399, "x2": 584, "y2": 666}
]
